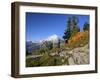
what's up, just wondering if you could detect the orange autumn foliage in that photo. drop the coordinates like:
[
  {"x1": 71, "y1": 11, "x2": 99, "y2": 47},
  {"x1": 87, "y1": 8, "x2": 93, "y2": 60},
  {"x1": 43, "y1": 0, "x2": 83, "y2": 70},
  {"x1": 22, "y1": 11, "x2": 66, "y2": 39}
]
[{"x1": 68, "y1": 31, "x2": 89, "y2": 48}]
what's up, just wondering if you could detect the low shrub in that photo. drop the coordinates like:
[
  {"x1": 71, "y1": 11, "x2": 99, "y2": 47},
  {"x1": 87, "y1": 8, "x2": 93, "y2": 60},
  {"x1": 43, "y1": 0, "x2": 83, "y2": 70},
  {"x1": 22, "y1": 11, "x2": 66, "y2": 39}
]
[{"x1": 67, "y1": 31, "x2": 89, "y2": 48}]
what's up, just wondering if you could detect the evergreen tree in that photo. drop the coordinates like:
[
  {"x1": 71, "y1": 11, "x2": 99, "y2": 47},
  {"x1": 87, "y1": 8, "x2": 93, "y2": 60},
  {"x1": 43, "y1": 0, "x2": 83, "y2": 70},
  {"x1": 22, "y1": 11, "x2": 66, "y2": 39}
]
[
  {"x1": 83, "y1": 22, "x2": 89, "y2": 31},
  {"x1": 71, "y1": 16, "x2": 80, "y2": 36},
  {"x1": 63, "y1": 17, "x2": 71, "y2": 42},
  {"x1": 49, "y1": 41, "x2": 53, "y2": 50},
  {"x1": 63, "y1": 16, "x2": 80, "y2": 42},
  {"x1": 57, "y1": 39, "x2": 60, "y2": 48}
]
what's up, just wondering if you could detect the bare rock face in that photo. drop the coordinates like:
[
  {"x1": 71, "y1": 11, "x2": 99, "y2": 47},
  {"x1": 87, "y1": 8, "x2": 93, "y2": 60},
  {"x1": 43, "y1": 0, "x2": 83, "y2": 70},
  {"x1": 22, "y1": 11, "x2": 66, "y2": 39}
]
[
  {"x1": 68, "y1": 44, "x2": 89, "y2": 65},
  {"x1": 57, "y1": 44, "x2": 89, "y2": 65},
  {"x1": 36, "y1": 44, "x2": 89, "y2": 66},
  {"x1": 68, "y1": 57, "x2": 76, "y2": 65}
]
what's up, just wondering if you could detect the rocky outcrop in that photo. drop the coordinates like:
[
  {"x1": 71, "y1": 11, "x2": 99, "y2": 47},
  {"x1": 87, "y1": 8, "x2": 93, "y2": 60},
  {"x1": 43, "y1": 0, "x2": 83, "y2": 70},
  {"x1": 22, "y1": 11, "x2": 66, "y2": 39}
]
[{"x1": 59, "y1": 44, "x2": 89, "y2": 65}]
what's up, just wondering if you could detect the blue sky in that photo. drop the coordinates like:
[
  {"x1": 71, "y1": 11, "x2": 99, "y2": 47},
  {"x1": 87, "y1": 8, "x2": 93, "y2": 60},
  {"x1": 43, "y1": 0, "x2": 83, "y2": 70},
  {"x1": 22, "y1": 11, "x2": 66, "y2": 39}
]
[{"x1": 26, "y1": 12, "x2": 89, "y2": 41}]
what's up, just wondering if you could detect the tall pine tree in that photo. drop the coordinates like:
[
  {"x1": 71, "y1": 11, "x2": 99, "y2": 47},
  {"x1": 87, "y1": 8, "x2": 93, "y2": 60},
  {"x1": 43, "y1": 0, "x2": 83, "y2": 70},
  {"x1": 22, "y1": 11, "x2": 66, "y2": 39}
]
[
  {"x1": 63, "y1": 17, "x2": 71, "y2": 43},
  {"x1": 83, "y1": 22, "x2": 89, "y2": 31},
  {"x1": 71, "y1": 16, "x2": 80, "y2": 37},
  {"x1": 63, "y1": 16, "x2": 80, "y2": 43}
]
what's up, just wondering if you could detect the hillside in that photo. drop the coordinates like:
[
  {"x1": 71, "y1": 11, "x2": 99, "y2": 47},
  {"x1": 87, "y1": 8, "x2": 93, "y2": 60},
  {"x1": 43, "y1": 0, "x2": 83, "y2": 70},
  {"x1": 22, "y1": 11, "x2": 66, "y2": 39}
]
[
  {"x1": 26, "y1": 31, "x2": 89, "y2": 67},
  {"x1": 67, "y1": 31, "x2": 89, "y2": 48}
]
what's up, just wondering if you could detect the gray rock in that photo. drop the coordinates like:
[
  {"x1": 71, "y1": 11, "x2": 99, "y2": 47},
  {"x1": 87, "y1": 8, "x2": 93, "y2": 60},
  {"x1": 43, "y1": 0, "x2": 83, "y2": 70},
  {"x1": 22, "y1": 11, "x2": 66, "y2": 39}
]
[
  {"x1": 68, "y1": 44, "x2": 89, "y2": 65},
  {"x1": 68, "y1": 57, "x2": 76, "y2": 65}
]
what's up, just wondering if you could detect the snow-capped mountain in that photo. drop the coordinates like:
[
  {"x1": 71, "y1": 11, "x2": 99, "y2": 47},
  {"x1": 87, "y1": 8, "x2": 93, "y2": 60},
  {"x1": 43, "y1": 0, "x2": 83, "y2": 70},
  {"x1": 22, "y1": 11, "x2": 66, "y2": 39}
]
[
  {"x1": 26, "y1": 34, "x2": 64, "y2": 53},
  {"x1": 45, "y1": 34, "x2": 60, "y2": 43},
  {"x1": 32, "y1": 34, "x2": 60, "y2": 43}
]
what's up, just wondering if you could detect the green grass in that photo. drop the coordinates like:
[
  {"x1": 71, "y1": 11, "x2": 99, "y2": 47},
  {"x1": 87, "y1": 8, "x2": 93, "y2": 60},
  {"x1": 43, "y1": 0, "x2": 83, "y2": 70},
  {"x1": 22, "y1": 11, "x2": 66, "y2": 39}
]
[{"x1": 26, "y1": 53, "x2": 69, "y2": 67}]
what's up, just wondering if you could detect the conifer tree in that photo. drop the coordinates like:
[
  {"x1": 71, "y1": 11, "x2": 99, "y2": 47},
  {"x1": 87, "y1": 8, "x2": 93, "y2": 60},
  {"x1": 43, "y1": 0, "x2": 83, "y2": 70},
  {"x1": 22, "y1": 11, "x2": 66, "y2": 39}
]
[
  {"x1": 63, "y1": 17, "x2": 71, "y2": 42},
  {"x1": 63, "y1": 16, "x2": 80, "y2": 42},
  {"x1": 83, "y1": 22, "x2": 89, "y2": 31}
]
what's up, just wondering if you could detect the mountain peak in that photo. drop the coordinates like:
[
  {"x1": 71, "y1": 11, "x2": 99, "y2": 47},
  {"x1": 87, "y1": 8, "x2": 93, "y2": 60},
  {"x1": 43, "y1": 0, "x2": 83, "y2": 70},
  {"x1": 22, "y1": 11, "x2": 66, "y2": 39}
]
[{"x1": 46, "y1": 34, "x2": 59, "y2": 41}]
